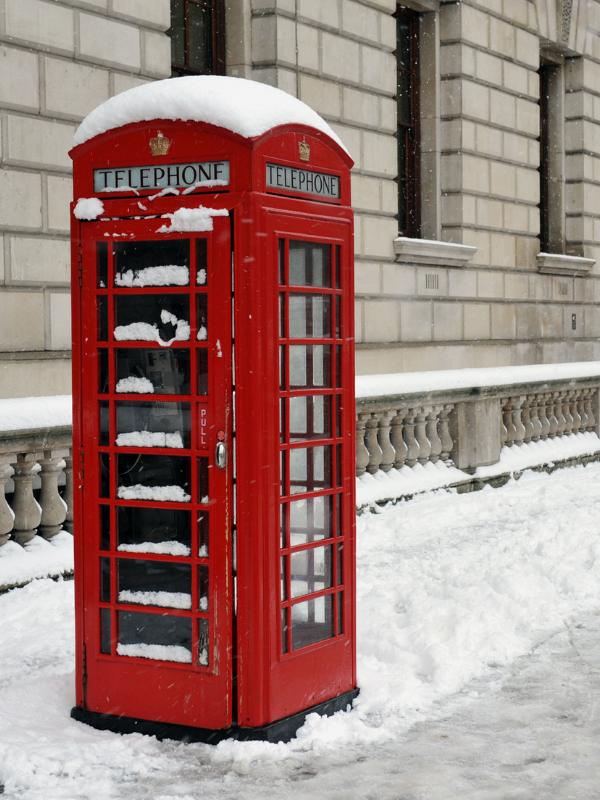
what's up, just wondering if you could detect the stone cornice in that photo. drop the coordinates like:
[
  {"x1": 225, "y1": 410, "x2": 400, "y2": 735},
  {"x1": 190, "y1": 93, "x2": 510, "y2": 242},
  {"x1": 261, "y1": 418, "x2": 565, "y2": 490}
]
[
  {"x1": 393, "y1": 237, "x2": 477, "y2": 268},
  {"x1": 536, "y1": 252, "x2": 596, "y2": 276}
]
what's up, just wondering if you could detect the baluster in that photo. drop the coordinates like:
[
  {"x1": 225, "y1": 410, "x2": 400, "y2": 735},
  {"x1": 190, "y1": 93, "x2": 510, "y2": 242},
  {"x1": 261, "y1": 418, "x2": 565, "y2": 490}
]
[
  {"x1": 529, "y1": 395, "x2": 542, "y2": 441},
  {"x1": 10, "y1": 453, "x2": 42, "y2": 546},
  {"x1": 547, "y1": 393, "x2": 559, "y2": 437},
  {"x1": 510, "y1": 396, "x2": 526, "y2": 445},
  {"x1": 38, "y1": 450, "x2": 67, "y2": 539},
  {"x1": 439, "y1": 404, "x2": 454, "y2": 461},
  {"x1": 63, "y1": 451, "x2": 74, "y2": 534},
  {"x1": 538, "y1": 394, "x2": 550, "y2": 439},
  {"x1": 355, "y1": 413, "x2": 370, "y2": 477},
  {"x1": 521, "y1": 396, "x2": 534, "y2": 444},
  {"x1": 569, "y1": 390, "x2": 582, "y2": 434},
  {"x1": 552, "y1": 391, "x2": 565, "y2": 436},
  {"x1": 577, "y1": 391, "x2": 588, "y2": 431},
  {"x1": 562, "y1": 391, "x2": 573, "y2": 434},
  {"x1": 403, "y1": 408, "x2": 420, "y2": 467},
  {"x1": 415, "y1": 407, "x2": 431, "y2": 464},
  {"x1": 365, "y1": 414, "x2": 383, "y2": 474},
  {"x1": 0, "y1": 458, "x2": 15, "y2": 547},
  {"x1": 585, "y1": 389, "x2": 595, "y2": 431},
  {"x1": 502, "y1": 398, "x2": 516, "y2": 445},
  {"x1": 426, "y1": 405, "x2": 443, "y2": 463},
  {"x1": 377, "y1": 410, "x2": 396, "y2": 473},
  {"x1": 390, "y1": 408, "x2": 408, "y2": 469}
]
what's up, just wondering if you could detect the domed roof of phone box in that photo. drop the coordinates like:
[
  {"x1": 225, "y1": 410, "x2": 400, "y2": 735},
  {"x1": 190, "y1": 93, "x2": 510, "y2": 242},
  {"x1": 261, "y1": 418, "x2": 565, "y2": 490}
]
[{"x1": 73, "y1": 75, "x2": 348, "y2": 152}]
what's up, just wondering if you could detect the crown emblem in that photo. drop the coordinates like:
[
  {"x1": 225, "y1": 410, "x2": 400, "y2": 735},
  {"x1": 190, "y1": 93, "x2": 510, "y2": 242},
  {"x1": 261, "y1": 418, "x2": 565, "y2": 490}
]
[
  {"x1": 149, "y1": 130, "x2": 171, "y2": 157},
  {"x1": 298, "y1": 139, "x2": 310, "y2": 162}
]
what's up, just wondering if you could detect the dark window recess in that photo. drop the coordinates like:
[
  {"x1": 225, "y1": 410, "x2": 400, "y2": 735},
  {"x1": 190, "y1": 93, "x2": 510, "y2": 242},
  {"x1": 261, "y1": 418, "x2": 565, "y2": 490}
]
[
  {"x1": 539, "y1": 60, "x2": 564, "y2": 253},
  {"x1": 171, "y1": 0, "x2": 225, "y2": 77},
  {"x1": 396, "y1": 5, "x2": 421, "y2": 238}
]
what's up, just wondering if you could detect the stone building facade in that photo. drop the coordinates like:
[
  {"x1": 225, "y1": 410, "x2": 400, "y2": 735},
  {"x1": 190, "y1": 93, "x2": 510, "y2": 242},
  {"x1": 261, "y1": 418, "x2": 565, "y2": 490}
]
[{"x1": 1, "y1": 0, "x2": 600, "y2": 397}]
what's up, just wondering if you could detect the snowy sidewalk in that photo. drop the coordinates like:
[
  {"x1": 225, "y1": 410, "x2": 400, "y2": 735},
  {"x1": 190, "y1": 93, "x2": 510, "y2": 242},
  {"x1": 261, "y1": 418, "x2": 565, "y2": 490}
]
[{"x1": 2, "y1": 462, "x2": 600, "y2": 798}]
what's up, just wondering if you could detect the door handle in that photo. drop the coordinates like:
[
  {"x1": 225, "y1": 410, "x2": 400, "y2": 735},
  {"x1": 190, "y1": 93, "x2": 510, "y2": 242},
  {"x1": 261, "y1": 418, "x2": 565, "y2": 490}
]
[{"x1": 215, "y1": 441, "x2": 227, "y2": 469}]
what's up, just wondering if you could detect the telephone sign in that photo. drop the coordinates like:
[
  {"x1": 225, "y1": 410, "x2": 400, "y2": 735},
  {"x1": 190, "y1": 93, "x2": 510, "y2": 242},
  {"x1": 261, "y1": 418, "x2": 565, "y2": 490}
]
[{"x1": 70, "y1": 78, "x2": 357, "y2": 743}]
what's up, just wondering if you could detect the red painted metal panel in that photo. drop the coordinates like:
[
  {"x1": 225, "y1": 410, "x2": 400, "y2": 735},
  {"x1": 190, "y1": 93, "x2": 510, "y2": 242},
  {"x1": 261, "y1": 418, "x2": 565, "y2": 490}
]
[{"x1": 74, "y1": 213, "x2": 233, "y2": 729}]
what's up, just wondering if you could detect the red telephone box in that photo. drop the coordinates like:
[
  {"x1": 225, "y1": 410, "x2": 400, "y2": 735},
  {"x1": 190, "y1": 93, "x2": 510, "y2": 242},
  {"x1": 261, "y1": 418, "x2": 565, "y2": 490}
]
[{"x1": 69, "y1": 77, "x2": 357, "y2": 742}]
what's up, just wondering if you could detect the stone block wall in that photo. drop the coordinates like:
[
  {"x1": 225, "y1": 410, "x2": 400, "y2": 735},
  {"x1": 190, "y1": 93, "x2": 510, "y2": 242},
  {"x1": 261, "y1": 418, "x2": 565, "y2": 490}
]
[
  {"x1": 0, "y1": 0, "x2": 170, "y2": 397},
  {"x1": 248, "y1": 0, "x2": 600, "y2": 374}
]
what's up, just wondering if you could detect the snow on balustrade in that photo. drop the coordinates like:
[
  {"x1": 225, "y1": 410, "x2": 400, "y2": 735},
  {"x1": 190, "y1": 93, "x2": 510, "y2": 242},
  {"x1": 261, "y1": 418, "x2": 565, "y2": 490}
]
[{"x1": 355, "y1": 363, "x2": 600, "y2": 507}]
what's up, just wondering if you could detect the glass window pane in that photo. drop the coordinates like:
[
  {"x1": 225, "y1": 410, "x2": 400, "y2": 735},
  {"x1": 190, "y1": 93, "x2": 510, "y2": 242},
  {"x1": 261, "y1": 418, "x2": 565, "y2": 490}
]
[
  {"x1": 289, "y1": 496, "x2": 333, "y2": 546},
  {"x1": 196, "y1": 295, "x2": 208, "y2": 341},
  {"x1": 291, "y1": 595, "x2": 334, "y2": 650},
  {"x1": 117, "y1": 506, "x2": 191, "y2": 555},
  {"x1": 118, "y1": 611, "x2": 192, "y2": 662},
  {"x1": 196, "y1": 239, "x2": 208, "y2": 285},
  {"x1": 289, "y1": 294, "x2": 331, "y2": 338},
  {"x1": 97, "y1": 242, "x2": 108, "y2": 288},
  {"x1": 100, "y1": 608, "x2": 111, "y2": 654},
  {"x1": 290, "y1": 445, "x2": 331, "y2": 494},
  {"x1": 99, "y1": 453, "x2": 110, "y2": 498},
  {"x1": 100, "y1": 504, "x2": 110, "y2": 551},
  {"x1": 198, "y1": 565, "x2": 209, "y2": 610},
  {"x1": 280, "y1": 556, "x2": 288, "y2": 600},
  {"x1": 116, "y1": 348, "x2": 190, "y2": 395},
  {"x1": 289, "y1": 395, "x2": 331, "y2": 441},
  {"x1": 198, "y1": 457, "x2": 209, "y2": 503},
  {"x1": 113, "y1": 240, "x2": 190, "y2": 287},
  {"x1": 115, "y1": 401, "x2": 190, "y2": 449},
  {"x1": 114, "y1": 295, "x2": 190, "y2": 345},
  {"x1": 117, "y1": 454, "x2": 190, "y2": 502},
  {"x1": 99, "y1": 401, "x2": 109, "y2": 446},
  {"x1": 289, "y1": 241, "x2": 331, "y2": 287},
  {"x1": 187, "y1": 1, "x2": 213, "y2": 74},
  {"x1": 198, "y1": 618, "x2": 209, "y2": 666},
  {"x1": 98, "y1": 349, "x2": 108, "y2": 394},
  {"x1": 289, "y1": 345, "x2": 332, "y2": 389},
  {"x1": 198, "y1": 511, "x2": 209, "y2": 556},
  {"x1": 197, "y1": 349, "x2": 208, "y2": 395},
  {"x1": 100, "y1": 557, "x2": 111, "y2": 602},
  {"x1": 290, "y1": 544, "x2": 332, "y2": 598},
  {"x1": 97, "y1": 296, "x2": 108, "y2": 342},
  {"x1": 118, "y1": 559, "x2": 191, "y2": 609}
]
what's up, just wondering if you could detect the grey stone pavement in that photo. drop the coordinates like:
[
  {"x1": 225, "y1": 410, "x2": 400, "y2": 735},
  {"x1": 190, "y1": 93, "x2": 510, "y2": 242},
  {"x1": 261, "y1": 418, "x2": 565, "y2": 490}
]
[{"x1": 121, "y1": 610, "x2": 600, "y2": 800}]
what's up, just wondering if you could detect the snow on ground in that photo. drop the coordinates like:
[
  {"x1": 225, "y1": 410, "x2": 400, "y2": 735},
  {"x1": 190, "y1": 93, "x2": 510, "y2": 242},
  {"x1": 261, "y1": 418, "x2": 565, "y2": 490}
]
[
  {"x1": 2, "y1": 463, "x2": 600, "y2": 797},
  {"x1": 356, "y1": 431, "x2": 600, "y2": 506},
  {"x1": 0, "y1": 531, "x2": 73, "y2": 589}
]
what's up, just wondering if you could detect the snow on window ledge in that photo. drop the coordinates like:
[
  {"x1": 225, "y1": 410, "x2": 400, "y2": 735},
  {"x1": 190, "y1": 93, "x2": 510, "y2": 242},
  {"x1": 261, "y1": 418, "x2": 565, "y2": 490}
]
[
  {"x1": 393, "y1": 237, "x2": 477, "y2": 268},
  {"x1": 536, "y1": 252, "x2": 596, "y2": 276}
]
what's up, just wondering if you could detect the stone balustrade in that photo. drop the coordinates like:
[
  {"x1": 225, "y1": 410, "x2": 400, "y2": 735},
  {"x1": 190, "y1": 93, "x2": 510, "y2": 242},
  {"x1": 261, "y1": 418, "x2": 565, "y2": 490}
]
[
  {"x1": 356, "y1": 364, "x2": 600, "y2": 480},
  {"x1": 0, "y1": 425, "x2": 72, "y2": 548},
  {"x1": 3, "y1": 364, "x2": 600, "y2": 546}
]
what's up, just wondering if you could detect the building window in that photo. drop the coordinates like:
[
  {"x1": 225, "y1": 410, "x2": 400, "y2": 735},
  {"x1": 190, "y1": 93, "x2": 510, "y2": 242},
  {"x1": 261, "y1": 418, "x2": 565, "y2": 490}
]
[
  {"x1": 396, "y1": 5, "x2": 421, "y2": 238},
  {"x1": 171, "y1": 0, "x2": 225, "y2": 76},
  {"x1": 539, "y1": 57, "x2": 565, "y2": 253}
]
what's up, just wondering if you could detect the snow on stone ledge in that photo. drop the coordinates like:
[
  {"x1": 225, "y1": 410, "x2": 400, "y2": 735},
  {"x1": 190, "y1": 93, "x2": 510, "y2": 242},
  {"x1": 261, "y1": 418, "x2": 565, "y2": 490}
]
[
  {"x1": 356, "y1": 361, "x2": 600, "y2": 400},
  {"x1": 0, "y1": 395, "x2": 71, "y2": 433},
  {"x1": 0, "y1": 532, "x2": 73, "y2": 589},
  {"x1": 73, "y1": 75, "x2": 348, "y2": 153},
  {"x1": 73, "y1": 197, "x2": 104, "y2": 220}
]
